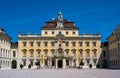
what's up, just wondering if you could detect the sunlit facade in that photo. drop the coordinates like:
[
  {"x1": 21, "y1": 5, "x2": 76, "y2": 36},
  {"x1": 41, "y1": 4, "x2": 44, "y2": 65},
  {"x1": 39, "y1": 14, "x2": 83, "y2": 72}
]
[
  {"x1": 18, "y1": 12, "x2": 101, "y2": 69},
  {"x1": 0, "y1": 27, "x2": 11, "y2": 69},
  {"x1": 108, "y1": 25, "x2": 120, "y2": 69}
]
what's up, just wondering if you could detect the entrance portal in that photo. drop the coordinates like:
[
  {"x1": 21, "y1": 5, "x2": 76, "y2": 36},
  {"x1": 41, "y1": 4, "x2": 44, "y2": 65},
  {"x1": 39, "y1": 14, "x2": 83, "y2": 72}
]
[
  {"x1": 58, "y1": 60, "x2": 62, "y2": 68},
  {"x1": 12, "y1": 60, "x2": 17, "y2": 69}
]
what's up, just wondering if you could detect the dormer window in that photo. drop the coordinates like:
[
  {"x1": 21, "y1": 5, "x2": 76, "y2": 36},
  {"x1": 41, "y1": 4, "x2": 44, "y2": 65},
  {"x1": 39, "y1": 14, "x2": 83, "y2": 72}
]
[
  {"x1": 59, "y1": 32, "x2": 61, "y2": 34},
  {"x1": 73, "y1": 32, "x2": 75, "y2": 34},
  {"x1": 45, "y1": 32, "x2": 47, "y2": 34}
]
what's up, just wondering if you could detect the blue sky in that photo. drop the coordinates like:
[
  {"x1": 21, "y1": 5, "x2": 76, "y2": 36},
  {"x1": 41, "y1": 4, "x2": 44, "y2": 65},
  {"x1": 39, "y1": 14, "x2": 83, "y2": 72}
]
[{"x1": 0, "y1": 0, "x2": 120, "y2": 42}]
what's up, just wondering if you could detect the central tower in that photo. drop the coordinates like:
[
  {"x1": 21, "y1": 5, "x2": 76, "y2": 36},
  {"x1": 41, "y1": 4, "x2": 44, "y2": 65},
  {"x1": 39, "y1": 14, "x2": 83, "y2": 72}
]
[{"x1": 57, "y1": 11, "x2": 64, "y2": 29}]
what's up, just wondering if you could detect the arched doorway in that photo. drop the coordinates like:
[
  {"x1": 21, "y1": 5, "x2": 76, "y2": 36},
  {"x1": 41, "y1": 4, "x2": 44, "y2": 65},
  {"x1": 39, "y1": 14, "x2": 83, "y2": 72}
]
[
  {"x1": 12, "y1": 60, "x2": 17, "y2": 69},
  {"x1": 58, "y1": 60, "x2": 62, "y2": 68}
]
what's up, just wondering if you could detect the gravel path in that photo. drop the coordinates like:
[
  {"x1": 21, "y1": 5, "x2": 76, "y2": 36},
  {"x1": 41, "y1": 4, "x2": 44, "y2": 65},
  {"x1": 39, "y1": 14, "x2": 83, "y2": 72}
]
[{"x1": 0, "y1": 69, "x2": 120, "y2": 78}]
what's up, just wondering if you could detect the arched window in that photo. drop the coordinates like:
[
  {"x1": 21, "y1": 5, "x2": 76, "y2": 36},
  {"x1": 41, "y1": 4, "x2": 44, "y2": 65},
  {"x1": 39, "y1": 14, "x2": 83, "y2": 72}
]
[
  {"x1": 36, "y1": 49, "x2": 41, "y2": 57},
  {"x1": 43, "y1": 49, "x2": 48, "y2": 57},
  {"x1": 86, "y1": 49, "x2": 90, "y2": 57},
  {"x1": 22, "y1": 49, "x2": 27, "y2": 57},
  {"x1": 79, "y1": 49, "x2": 83, "y2": 57},
  {"x1": 92, "y1": 49, "x2": 97, "y2": 57},
  {"x1": 65, "y1": 49, "x2": 69, "y2": 56},
  {"x1": 71, "y1": 49, "x2": 76, "y2": 56},
  {"x1": 29, "y1": 49, "x2": 34, "y2": 57},
  {"x1": 50, "y1": 49, "x2": 55, "y2": 56}
]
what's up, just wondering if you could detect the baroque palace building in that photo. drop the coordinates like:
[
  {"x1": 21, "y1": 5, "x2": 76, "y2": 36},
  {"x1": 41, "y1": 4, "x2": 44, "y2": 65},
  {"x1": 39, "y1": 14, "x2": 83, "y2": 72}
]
[
  {"x1": 107, "y1": 25, "x2": 120, "y2": 69},
  {"x1": 18, "y1": 12, "x2": 101, "y2": 69},
  {"x1": 0, "y1": 27, "x2": 12, "y2": 69}
]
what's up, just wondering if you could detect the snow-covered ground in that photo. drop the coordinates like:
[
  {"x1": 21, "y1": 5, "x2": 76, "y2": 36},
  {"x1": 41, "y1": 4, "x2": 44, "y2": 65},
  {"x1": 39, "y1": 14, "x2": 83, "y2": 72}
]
[{"x1": 0, "y1": 69, "x2": 120, "y2": 78}]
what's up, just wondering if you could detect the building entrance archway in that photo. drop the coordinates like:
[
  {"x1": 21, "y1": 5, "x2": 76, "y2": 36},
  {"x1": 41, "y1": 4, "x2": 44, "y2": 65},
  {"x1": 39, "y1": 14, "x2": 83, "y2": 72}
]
[
  {"x1": 58, "y1": 60, "x2": 62, "y2": 68},
  {"x1": 11, "y1": 60, "x2": 17, "y2": 69}
]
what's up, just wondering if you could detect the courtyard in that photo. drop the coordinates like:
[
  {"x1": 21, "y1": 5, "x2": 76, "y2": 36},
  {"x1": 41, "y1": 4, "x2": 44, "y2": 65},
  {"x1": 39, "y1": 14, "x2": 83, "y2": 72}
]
[{"x1": 0, "y1": 69, "x2": 120, "y2": 78}]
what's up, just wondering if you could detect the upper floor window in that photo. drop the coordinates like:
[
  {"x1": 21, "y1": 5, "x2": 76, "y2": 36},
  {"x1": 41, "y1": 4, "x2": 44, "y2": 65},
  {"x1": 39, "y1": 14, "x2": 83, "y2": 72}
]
[
  {"x1": 72, "y1": 49, "x2": 76, "y2": 56},
  {"x1": 13, "y1": 51, "x2": 16, "y2": 57},
  {"x1": 23, "y1": 42, "x2": 26, "y2": 47},
  {"x1": 37, "y1": 42, "x2": 41, "y2": 47},
  {"x1": 73, "y1": 32, "x2": 75, "y2": 34},
  {"x1": 37, "y1": 51, "x2": 40, "y2": 57},
  {"x1": 44, "y1": 51, "x2": 48, "y2": 57},
  {"x1": 30, "y1": 51, "x2": 33, "y2": 57},
  {"x1": 92, "y1": 42, "x2": 96, "y2": 47},
  {"x1": 44, "y1": 42, "x2": 48, "y2": 47},
  {"x1": 79, "y1": 49, "x2": 83, "y2": 57},
  {"x1": 52, "y1": 32, "x2": 54, "y2": 34},
  {"x1": 45, "y1": 32, "x2": 47, "y2": 34},
  {"x1": 72, "y1": 42, "x2": 76, "y2": 47},
  {"x1": 59, "y1": 32, "x2": 61, "y2": 34},
  {"x1": 22, "y1": 49, "x2": 27, "y2": 57},
  {"x1": 86, "y1": 49, "x2": 90, "y2": 57},
  {"x1": 66, "y1": 32, "x2": 68, "y2": 35},
  {"x1": 92, "y1": 49, "x2": 97, "y2": 57},
  {"x1": 30, "y1": 42, "x2": 34, "y2": 47},
  {"x1": 29, "y1": 49, "x2": 34, "y2": 57},
  {"x1": 79, "y1": 42, "x2": 83, "y2": 47},
  {"x1": 36, "y1": 49, "x2": 41, "y2": 57},
  {"x1": 51, "y1": 42, "x2": 55, "y2": 46},
  {"x1": 86, "y1": 42, "x2": 90, "y2": 47},
  {"x1": 66, "y1": 42, "x2": 69, "y2": 47}
]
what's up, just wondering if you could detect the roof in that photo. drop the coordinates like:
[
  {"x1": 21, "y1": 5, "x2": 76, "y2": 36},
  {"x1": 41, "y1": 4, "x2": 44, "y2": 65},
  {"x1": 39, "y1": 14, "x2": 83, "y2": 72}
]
[
  {"x1": 11, "y1": 42, "x2": 18, "y2": 49},
  {"x1": 42, "y1": 19, "x2": 78, "y2": 29},
  {"x1": 101, "y1": 42, "x2": 108, "y2": 47}
]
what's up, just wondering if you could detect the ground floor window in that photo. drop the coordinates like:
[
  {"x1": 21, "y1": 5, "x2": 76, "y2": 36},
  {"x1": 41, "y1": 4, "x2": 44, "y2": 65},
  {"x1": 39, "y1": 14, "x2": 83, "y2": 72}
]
[
  {"x1": 52, "y1": 60, "x2": 55, "y2": 66},
  {"x1": 86, "y1": 60, "x2": 90, "y2": 66},
  {"x1": 30, "y1": 60, "x2": 33, "y2": 66},
  {"x1": 66, "y1": 60, "x2": 69, "y2": 66},
  {"x1": 45, "y1": 60, "x2": 47, "y2": 66},
  {"x1": 93, "y1": 59, "x2": 97, "y2": 65},
  {"x1": 23, "y1": 60, "x2": 26, "y2": 66}
]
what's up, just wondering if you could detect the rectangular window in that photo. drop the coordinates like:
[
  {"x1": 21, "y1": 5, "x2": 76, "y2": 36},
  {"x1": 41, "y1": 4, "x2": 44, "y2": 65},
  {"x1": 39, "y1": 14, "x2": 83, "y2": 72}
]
[
  {"x1": 73, "y1": 32, "x2": 75, "y2": 34},
  {"x1": 79, "y1": 42, "x2": 83, "y2": 47},
  {"x1": 59, "y1": 32, "x2": 61, "y2": 34},
  {"x1": 51, "y1": 42, "x2": 55, "y2": 46},
  {"x1": 37, "y1": 42, "x2": 41, "y2": 47},
  {"x1": 44, "y1": 42, "x2": 48, "y2": 47},
  {"x1": 37, "y1": 52, "x2": 40, "y2": 57},
  {"x1": 45, "y1": 32, "x2": 47, "y2": 34},
  {"x1": 30, "y1": 42, "x2": 34, "y2": 47},
  {"x1": 23, "y1": 51, "x2": 26, "y2": 57},
  {"x1": 66, "y1": 32, "x2": 68, "y2": 35},
  {"x1": 23, "y1": 60, "x2": 26, "y2": 66},
  {"x1": 93, "y1": 42, "x2": 96, "y2": 47},
  {"x1": 23, "y1": 42, "x2": 26, "y2": 47},
  {"x1": 66, "y1": 42, "x2": 69, "y2": 47},
  {"x1": 13, "y1": 51, "x2": 16, "y2": 57},
  {"x1": 86, "y1": 42, "x2": 89, "y2": 47},
  {"x1": 72, "y1": 42, "x2": 76, "y2": 47},
  {"x1": 52, "y1": 32, "x2": 54, "y2": 34}
]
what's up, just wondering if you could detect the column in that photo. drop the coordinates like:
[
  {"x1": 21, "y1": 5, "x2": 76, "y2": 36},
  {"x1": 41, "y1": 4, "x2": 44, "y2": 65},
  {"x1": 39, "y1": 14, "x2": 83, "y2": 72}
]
[
  {"x1": 76, "y1": 59, "x2": 79, "y2": 67},
  {"x1": 63, "y1": 58, "x2": 66, "y2": 68},
  {"x1": 55, "y1": 59, "x2": 58, "y2": 68}
]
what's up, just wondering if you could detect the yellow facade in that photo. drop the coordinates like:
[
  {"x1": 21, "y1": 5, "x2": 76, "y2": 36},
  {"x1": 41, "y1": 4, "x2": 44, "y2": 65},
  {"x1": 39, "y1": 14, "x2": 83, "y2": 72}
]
[
  {"x1": 108, "y1": 25, "x2": 120, "y2": 68},
  {"x1": 18, "y1": 12, "x2": 101, "y2": 69}
]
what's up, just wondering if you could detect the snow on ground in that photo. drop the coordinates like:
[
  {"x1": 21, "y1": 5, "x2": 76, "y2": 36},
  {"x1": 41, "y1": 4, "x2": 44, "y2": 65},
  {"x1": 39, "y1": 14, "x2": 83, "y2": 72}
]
[{"x1": 0, "y1": 69, "x2": 120, "y2": 78}]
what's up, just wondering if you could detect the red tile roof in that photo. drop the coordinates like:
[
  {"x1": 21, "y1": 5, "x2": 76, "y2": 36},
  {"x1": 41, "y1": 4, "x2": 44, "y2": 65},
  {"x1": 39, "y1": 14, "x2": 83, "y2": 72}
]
[{"x1": 42, "y1": 19, "x2": 77, "y2": 28}]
